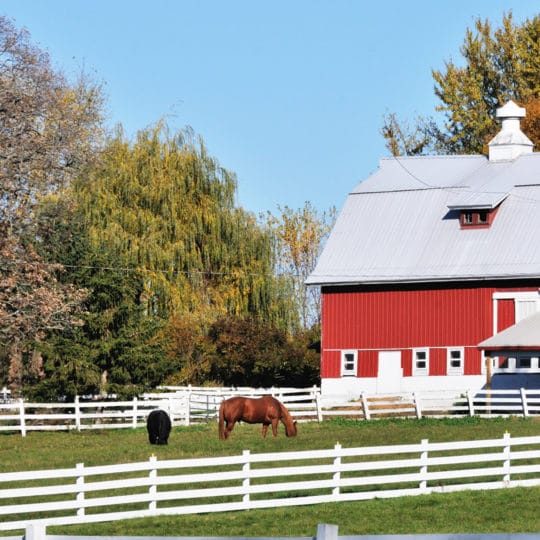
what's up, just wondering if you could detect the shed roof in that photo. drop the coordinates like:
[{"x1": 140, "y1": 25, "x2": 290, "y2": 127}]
[
  {"x1": 478, "y1": 311, "x2": 540, "y2": 351},
  {"x1": 306, "y1": 152, "x2": 540, "y2": 286}
]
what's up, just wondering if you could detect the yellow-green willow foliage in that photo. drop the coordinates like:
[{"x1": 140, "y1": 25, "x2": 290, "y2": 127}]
[{"x1": 75, "y1": 123, "x2": 297, "y2": 330}]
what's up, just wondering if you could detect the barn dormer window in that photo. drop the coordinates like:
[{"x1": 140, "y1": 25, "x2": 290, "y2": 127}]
[{"x1": 459, "y1": 207, "x2": 499, "y2": 229}]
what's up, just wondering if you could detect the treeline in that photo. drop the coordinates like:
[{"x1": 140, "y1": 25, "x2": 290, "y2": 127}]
[
  {"x1": 0, "y1": 16, "x2": 331, "y2": 399},
  {"x1": 3, "y1": 11, "x2": 540, "y2": 400}
]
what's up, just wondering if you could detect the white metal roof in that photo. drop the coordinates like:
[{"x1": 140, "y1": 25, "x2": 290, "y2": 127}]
[
  {"x1": 478, "y1": 311, "x2": 540, "y2": 350},
  {"x1": 306, "y1": 152, "x2": 540, "y2": 286}
]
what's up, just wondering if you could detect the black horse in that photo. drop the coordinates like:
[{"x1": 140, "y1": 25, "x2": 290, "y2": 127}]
[{"x1": 146, "y1": 409, "x2": 172, "y2": 445}]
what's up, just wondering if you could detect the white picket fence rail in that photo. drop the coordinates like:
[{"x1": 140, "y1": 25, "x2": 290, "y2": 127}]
[
  {"x1": 2, "y1": 386, "x2": 540, "y2": 435},
  {"x1": 1, "y1": 432, "x2": 540, "y2": 532}
]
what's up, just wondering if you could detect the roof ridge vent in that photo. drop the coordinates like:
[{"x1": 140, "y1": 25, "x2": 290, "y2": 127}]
[{"x1": 488, "y1": 100, "x2": 533, "y2": 161}]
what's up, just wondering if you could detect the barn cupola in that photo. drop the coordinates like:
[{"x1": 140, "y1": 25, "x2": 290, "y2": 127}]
[{"x1": 488, "y1": 100, "x2": 533, "y2": 161}]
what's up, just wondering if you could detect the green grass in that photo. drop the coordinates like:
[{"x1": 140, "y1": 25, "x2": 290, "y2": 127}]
[{"x1": 1, "y1": 416, "x2": 540, "y2": 535}]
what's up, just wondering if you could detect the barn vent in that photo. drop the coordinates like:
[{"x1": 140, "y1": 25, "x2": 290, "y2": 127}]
[{"x1": 488, "y1": 100, "x2": 533, "y2": 162}]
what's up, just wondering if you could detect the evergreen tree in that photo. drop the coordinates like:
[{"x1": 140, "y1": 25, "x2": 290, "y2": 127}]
[{"x1": 32, "y1": 199, "x2": 169, "y2": 399}]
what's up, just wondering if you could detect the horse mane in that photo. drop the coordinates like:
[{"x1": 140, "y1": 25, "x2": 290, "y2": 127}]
[{"x1": 278, "y1": 400, "x2": 297, "y2": 437}]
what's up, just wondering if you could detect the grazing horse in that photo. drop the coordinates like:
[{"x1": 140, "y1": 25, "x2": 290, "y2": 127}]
[
  {"x1": 146, "y1": 409, "x2": 172, "y2": 445},
  {"x1": 218, "y1": 395, "x2": 297, "y2": 440}
]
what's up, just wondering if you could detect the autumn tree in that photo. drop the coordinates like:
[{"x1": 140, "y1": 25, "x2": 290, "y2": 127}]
[
  {"x1": 382, "y1": 12, "x2": 540, "y2": 156},
  {"x1": 205, "y1": 315, "x2": 319, "y2": 387},
  {"x1": 0, "y1": 16, "x2": 105, "y2": 392},
  {"x1": 267, "y1": 202, "x2": 335, "y2": 330}
]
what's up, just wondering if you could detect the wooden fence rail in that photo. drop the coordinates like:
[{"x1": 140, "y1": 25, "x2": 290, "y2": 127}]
[
  {"x1": 2, "y1": 387, "x2": 540, "y2": 435},
  {"x1": 1, "y1": 432, "x2": 540, "y2": 532}
]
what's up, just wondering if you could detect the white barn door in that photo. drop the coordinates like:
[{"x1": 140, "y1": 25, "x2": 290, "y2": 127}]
[{"x1": 377, "y1": 351, "x2": 402, "y2": 394}]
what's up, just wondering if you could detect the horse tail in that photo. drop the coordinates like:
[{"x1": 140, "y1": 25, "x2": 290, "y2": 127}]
[
  {"x1": 218, "y1": 400, "x2": 226, "y2": 440},
  {"x1": 278, "y1": 401, "x2": 297, "y2": 437}
]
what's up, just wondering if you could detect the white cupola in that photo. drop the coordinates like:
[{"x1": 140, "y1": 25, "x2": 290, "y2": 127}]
[{"x1": 488, "y1": 100, "x2": 533, "y2": 161}]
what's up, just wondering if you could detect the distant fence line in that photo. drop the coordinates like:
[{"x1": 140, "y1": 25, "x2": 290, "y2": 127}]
[
  {"x1": 1, "y1": 386, "x2": 540, "y2": 436},
  {"x1": 19, "y1": 523, "x2": 341, "y2": 540},
  {"x1": 13, "y1": 524, "x2": 540, "y2": 540},
  {"x1": 2, "y1": 432, "x2": 540, "y2": 534}
]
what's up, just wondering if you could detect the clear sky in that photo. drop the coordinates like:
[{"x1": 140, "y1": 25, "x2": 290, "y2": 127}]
[{"x1": 2, "y1": 1, "x2": 540, "y2": 216}]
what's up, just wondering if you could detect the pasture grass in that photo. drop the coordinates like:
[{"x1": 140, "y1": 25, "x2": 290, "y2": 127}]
[{"x1": 1, "y1": 415, "x2": 540, "y2": 535}]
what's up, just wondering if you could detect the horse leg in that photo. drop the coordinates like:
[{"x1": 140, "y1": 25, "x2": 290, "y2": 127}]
[
  {"x1": 261, "y1": 423, "x2": 269, "y2": 438},
  {"x1": 271, "y1": 419, "x2": 279, "y2": 437},
  {"x1": 225, "y1": 420, "x2": 235, "y2": 439}
]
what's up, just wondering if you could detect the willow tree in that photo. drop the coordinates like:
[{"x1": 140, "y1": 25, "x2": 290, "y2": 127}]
[
  {"x1": 76, "y1": 123, "x2": 297, "y2": 331},
  {"x1": 382, "y1": 12, "x2": 540, "y2": 156}
]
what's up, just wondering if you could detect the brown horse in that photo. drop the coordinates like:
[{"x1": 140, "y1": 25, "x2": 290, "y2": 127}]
[{"x1": 218, "y1": 395, "x2": 297, "y2": 440}]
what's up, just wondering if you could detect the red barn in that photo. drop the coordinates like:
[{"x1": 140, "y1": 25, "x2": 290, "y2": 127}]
[{"x1": 306, "y1": 101, "x2": 540, "y2": 400}]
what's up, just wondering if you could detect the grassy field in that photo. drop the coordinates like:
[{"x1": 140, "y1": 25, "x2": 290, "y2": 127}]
[{"x1": 2, "y1": 415, "x2": 540, "y2": 536}]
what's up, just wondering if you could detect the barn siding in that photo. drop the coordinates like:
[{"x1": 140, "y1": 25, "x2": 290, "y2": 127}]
[
  {"x1": 358, "y1": 350, "x2": 378, "y2": 377},
  {"x1": 321, "y1": 350, "x2": 341, "y2": 378},
  {"x1": 322, "y1": 285, "x2": 494, "y2": 350},
  {"x1": 464, "y1": 347, "x2": 481, "y2": 375},
  {"x1": 402, "y1": 349, "x2": 412, "y2": 377},
  {"x1": 429, "y1": 348, "x2": 447, "y2": 376},
  {"x1": 321, "y1": 282, "x2": 538, "y2": 381},
  {"x1": 497, "y1": 299, "x2": 515, "y2": 332}
]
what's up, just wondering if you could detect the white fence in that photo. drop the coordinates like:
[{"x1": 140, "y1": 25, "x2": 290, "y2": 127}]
[
  {"x1": 1, "y1": 432, "x2": 540, "y2": 533},
  {"x1": 2, "y1": 387, "x2": 540, "y2": 435}
]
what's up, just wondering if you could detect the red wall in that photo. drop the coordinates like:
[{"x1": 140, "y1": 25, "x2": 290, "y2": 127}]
[
  {"x1": 497, "y1": 299, "x2": 515, "y2": 332},
  {"x1": 321, "y1": 283, "x2": 536, "y2": 379}
]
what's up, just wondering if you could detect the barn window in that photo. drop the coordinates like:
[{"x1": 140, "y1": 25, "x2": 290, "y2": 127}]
[
  {"x1": 447, "y1": 348, "x2": 464, "y2": 375},
  {"x1": 517, "y1": 356, "x2": 532, "y2": 369},
  {"x1": 341, "y1": 350, "x2": 357, "y2": 377},
  {"x1": 413, "y1": 348, "x2": 429, "y2": 376},
  {"x1": 478, "y1": 211, "x2": 488, "y2": 224}
]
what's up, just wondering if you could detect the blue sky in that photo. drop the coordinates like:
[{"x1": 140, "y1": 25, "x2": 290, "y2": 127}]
[{"x1": 2, "y1": 1, "x2": 540, "y2": 216}]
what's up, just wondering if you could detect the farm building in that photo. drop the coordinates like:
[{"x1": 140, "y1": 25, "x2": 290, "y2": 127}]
[{"x1": 306, "y1": 100, "x2": 540, "y2": 400}]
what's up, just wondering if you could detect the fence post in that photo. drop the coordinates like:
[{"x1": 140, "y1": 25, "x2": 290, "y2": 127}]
[
  {"x1": 18, "y1": 399, "x2": 26, "y2": 437},
  {"x1": 148, "y1": 454, "x2": 157, "y2": 512},
  {"x1": 76, "y1": 462, "x2": 85, "y2": 516},
  {"x1": 315, "y1": 393, "x2": 323, "y2": 422},
  {"x1": 25, "y1": 523, "x2": 47, "y2": 540},
  {"x1": 132, "y1": 397, "x2": 138, "y2": 428},
  {"x1": 520, "y1": 388, "x2": 529, "y2": 417},
  {"x1": 184, "y1": 395, "x2": 190, "y2": 426},
  {"x1": 467, "y1": 390, "x2": 475, "y2": 416},
  {"x1": 332, "y1": 443, "x2": 342, "y2": 497},
  {"x1": 414, "y1": 392, "x2": 422, "y2": 419},
  {"x1": 316, "y1": 524, "x2": 338, "y2": 540},
  {"x1": 361, "y1": 393, "x2": 370, "y2": 420},
  {"x1": 242, "y1": 450, "x2": 250, "y2": 505},
  {"x1": 503, "y1": 431, "x2": 511, "y2": 485},
  {"x1": 74, "y1": 395, "x2": 81, "y2": 431},
  {"x1": 419, "y1": 439, "x2": 429, "y2": 492}
]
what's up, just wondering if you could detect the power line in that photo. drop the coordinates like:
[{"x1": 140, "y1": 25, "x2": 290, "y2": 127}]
[{"x1": 392, "y1": 154, "x2": 540, "y2": 205}]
